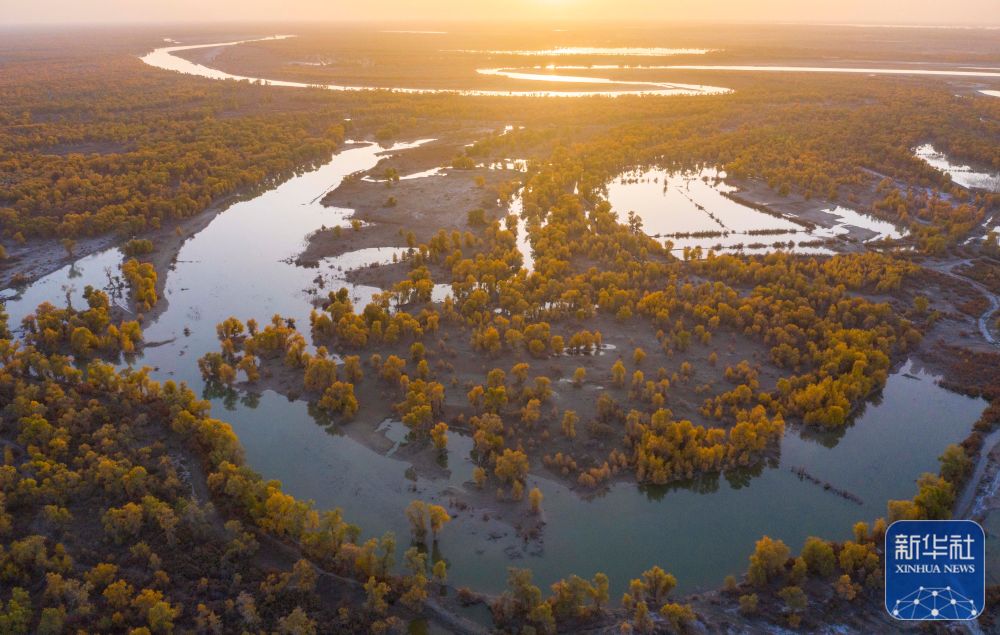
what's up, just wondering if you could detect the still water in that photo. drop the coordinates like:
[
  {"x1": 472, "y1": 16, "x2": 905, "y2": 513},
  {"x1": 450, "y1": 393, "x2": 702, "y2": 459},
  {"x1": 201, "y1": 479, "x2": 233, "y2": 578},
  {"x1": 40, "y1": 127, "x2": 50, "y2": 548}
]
[
  {"x1": 914, "y1": 144, "x2": 1000, "y2": 192},
  {"x1": 605, "y1": 167, "x2": 905, "y2": 255},
  {"x1": 1, "y1": 145, "x2": 985, "y2": 597}
]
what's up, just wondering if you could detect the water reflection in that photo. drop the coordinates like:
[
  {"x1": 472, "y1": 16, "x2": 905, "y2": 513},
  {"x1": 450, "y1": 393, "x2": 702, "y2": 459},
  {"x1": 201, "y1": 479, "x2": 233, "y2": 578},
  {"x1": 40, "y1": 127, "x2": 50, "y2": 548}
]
[
  {"x1": 914, "y1": 144, "x2": 1000, "y2": 191},
  {"x1": 140, "y1": 37, "x2": 729, "y2": 98},
  {"x1": 506, "y1": 190, "x2": 535, "y2": 273},
  {"x1": 217, "y1": 356, "x2": 983, "y2": 597},
  {"x1": 605, "y1": 167, "x2": 856, "y2": 255},
  {"x1": 817, "y1": 205, "x2": 905, "y2": 242},
  {"x1": 660, "y1": 65, "x2": 1000, "y2": 78},
  {"x1": 455, "y1": 47, "x2": 714, "y2": 56},
  {"x1": 2, "y1": 248, "x2": 125, "y2": 329},
  {"x1": 1, "y1": 142, "x2": 986, "y2": 599}
]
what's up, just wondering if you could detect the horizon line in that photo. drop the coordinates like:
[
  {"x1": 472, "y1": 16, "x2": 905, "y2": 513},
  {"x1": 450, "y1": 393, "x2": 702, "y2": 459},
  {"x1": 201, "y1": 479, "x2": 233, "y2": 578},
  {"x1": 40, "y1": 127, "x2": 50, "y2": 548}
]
[{"x1": 2, "y1": 18, "x2": 1000, "y2": 29}]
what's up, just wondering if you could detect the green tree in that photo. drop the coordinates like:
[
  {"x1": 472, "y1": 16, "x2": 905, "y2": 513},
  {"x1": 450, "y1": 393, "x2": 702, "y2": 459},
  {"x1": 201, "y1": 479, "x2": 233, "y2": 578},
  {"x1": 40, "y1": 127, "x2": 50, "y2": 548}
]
[{"x1": 0, "y1": 587, "x2": 31, "y2": 635}]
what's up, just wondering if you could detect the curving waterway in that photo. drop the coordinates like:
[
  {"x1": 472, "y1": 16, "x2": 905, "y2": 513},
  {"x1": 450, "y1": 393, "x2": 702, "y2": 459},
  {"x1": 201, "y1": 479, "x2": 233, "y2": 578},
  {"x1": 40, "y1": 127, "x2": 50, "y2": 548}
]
[
  {"x1": 11, "y1": 41, "x2": 996, "y2": 597},
  {"x1": 2, "y1": 137, "x2": 989, "y2": 596},
  {"x1": 9, "y1": 41, "x2": 997, "y2": 594},
  {"x1": 546, "y1": 64, "x2": 1000, "y2": 78},
  {"x1": 140, "y1": 36, "x2": 729, "y2": 98},
  {"x1": 140, "y1": 35, "x2": 1000, "y2": 101}
]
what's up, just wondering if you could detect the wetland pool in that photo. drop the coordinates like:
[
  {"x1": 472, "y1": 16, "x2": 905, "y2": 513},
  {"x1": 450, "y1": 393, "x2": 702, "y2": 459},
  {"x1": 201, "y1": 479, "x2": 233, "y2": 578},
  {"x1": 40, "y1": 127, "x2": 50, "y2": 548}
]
[{"x1": 605, "y1": 167, "x2": 905, "y2": 255}]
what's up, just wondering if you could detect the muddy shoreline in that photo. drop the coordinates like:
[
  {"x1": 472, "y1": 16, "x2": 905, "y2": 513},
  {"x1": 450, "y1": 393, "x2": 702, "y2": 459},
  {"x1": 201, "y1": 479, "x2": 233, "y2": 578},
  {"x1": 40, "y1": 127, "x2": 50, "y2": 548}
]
[
  {"x1": 299, "y1": 146, "x2": 519, "y2": 271},
  {"x1": 1, "y1": 183, "x2": 289, "y2": 323}
]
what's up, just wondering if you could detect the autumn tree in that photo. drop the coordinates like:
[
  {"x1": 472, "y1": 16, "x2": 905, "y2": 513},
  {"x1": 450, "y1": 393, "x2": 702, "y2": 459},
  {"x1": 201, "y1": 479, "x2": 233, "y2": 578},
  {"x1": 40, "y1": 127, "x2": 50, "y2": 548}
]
[
  {"x1": 529, "y1": 487, "x2": 543, "y2": 515},
  {"x1": 939, "y1": 444, "x2": 972, "y2": 484},
  {"x1": 738, "y1": 593, "x2": 759, "y2": 615},
  {"x1": 495, "y1": 448, "x2": 529, "y2": 494},
  {"x1": 611, "y1": 360, "x2": 626, "y2": 387},
  {"x1": 429, "y1": 505, "x2": 451, "y2": 541},
  {"x1": 778, "y1": 585, "x2": 807, "y2": 627},
  {"x1": 800, "y1": 537, "x2": 835, "y2": 578},
  {"x1": 561, "y1": 410, "x2": 578, "y2": 439},
  {"x1": 748, "y1": 536, "x2": 790, "y2": 586},
  {"x1": 431, "y1": 422, "x2": 448, "y2": 450},
  {"x1": 405, "y1": 501, "x2": 429, "y2": 543},
  {"x1": 641, "y1": 566, "x2": 677, "y2": 605}
]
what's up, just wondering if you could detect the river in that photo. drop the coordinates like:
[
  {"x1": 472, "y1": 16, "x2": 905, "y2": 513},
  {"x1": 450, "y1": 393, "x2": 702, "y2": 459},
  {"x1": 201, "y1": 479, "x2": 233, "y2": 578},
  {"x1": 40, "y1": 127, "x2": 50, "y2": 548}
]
[
  {"x1": 2, "y1": 139, "x2": 988, "y2": 596},
  {"x1": 140, "y1": 35, "x2": 1000, "y2": 100},
  {"x1": 140, "y1": 37, "x2": 729, "y2": 98}
]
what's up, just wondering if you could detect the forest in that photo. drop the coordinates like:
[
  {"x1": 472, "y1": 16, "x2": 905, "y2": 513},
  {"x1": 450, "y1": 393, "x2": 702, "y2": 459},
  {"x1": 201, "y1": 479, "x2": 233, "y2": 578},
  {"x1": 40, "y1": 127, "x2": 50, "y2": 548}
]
[
  {"x1": 3, "y1": 30, "x2": 998, "y2": 247},
  {"x1": 2, "y1": 23, "x2": 1000, "y2": 634}
]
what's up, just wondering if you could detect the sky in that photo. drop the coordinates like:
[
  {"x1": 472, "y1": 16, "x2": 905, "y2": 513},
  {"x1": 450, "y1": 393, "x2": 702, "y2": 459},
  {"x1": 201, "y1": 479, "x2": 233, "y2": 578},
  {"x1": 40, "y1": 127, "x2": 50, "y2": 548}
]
[{"x1": 2, "y1": 0, "x2": 998, "y2": 25}]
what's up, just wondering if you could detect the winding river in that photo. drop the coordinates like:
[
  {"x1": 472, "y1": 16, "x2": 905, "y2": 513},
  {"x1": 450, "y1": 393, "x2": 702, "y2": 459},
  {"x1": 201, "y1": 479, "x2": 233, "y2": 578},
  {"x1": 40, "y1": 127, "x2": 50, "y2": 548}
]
[
  {"x1": 140, "y1": 37, "x2": 729, "y2": 98},
  {"x1": 4, "y1": 38, "x2": 995, "y2": 597},
  {"x1": 2, "y1": 136, "x2": 989, "y2": 596},
  {"x1": 140, "y1": 35, "x2": 1000, "y2": 100},
  {"x1": 523, "y1": 64, "x2": 1000, "y2": 78}
]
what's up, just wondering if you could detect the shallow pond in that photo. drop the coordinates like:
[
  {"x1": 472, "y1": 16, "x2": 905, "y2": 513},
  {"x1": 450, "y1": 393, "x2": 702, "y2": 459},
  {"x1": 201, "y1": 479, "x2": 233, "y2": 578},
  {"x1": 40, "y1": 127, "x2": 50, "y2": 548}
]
[
  {"x1": 1, "y1": 147, "x2": 985, "y2": 598},
  {"x1": 817, "y1": 205, "x2": 905, "y2": 242},
  {"x1": 605, "y1": 167, "x2": 904, "y2": 255},
  {"x1": 914, "y1": 144, "x2": 1000, "y2": 191}
]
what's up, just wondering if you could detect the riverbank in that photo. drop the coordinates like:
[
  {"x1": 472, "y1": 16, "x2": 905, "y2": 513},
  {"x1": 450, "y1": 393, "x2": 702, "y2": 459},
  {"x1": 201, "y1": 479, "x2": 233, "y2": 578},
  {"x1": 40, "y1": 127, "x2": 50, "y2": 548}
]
[
  {"x1": 0, "y1": 197, "x2": 238, "y2": 321},
  {"x1": 0, "y1": 173, "x2": 329, "y2": 323},
  {"x1": 298, "y1": 140, "x2": 518, "y2": 270},
  {"x1": 728, "y1": 175, "x2": 904, "y2": 247},
  {"x1": 0, "y1": 234, "x2": 118, "y2": 291}
]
